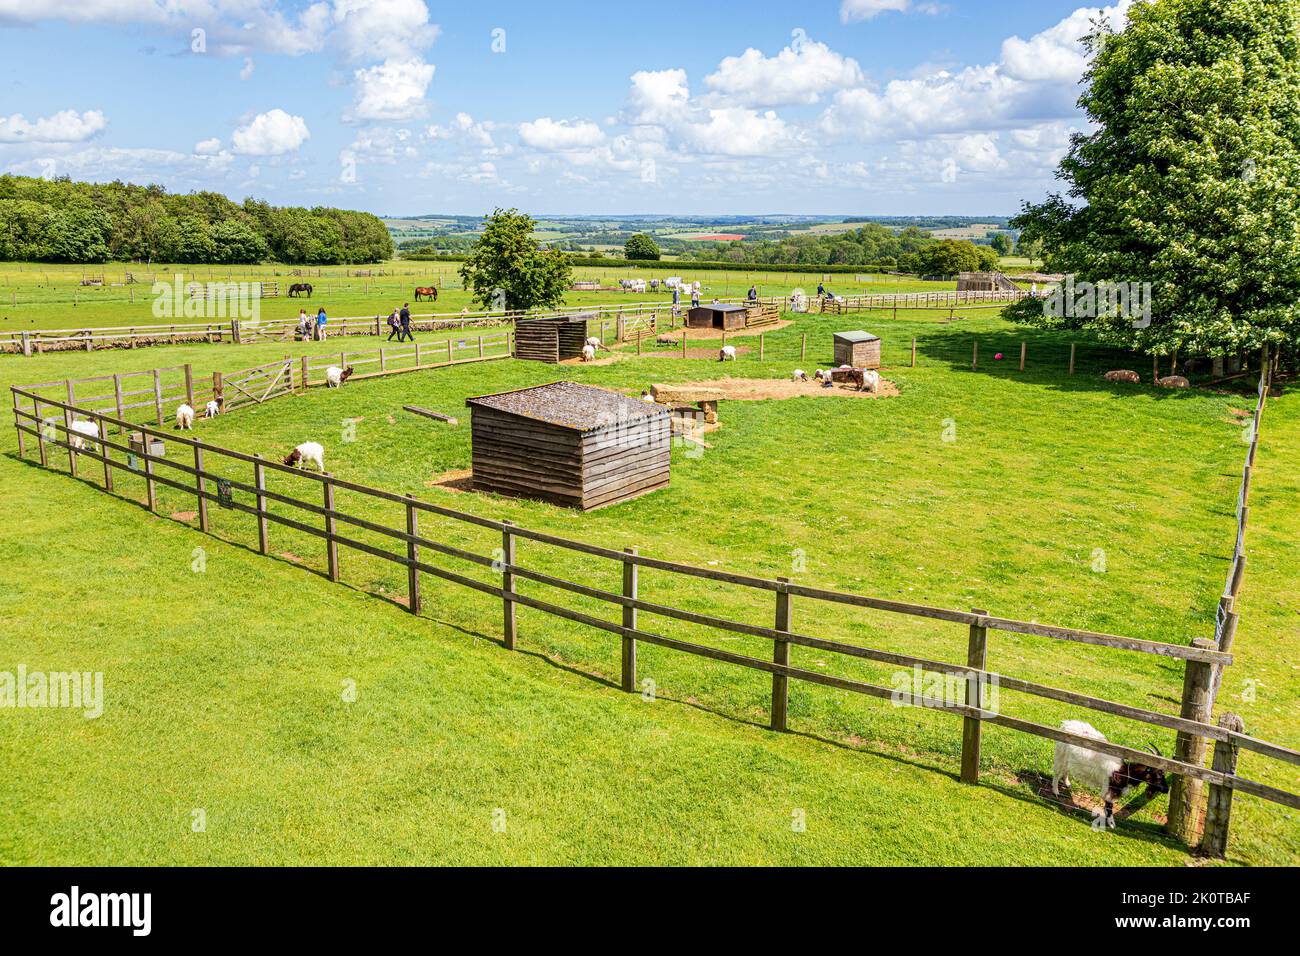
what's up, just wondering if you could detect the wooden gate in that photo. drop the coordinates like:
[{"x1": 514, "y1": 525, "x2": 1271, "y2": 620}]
[{"x1": 218, "y1": 358, "x2": 294, "y2": 411}]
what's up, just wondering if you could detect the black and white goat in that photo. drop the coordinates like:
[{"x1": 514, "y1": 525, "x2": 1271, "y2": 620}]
[{"x1": 1051, "y1": 720, "x2": 1168, "y2": 829}]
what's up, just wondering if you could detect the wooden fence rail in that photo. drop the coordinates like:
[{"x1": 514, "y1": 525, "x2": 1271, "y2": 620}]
[{"x1": 11, "y1": 386, "x2": 1299, "y2": 856}]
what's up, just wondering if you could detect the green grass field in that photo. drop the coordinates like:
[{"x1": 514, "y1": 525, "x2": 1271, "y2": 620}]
[
  {"x1": 0, "y1": 261, "x2": 942, "y2": 333},
  {"x1": 1, "y1": 293, "x2": 1295, "y2": 866}
]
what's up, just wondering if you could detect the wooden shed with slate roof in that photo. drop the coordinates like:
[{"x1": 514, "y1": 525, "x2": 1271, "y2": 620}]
[
  {"x1": 833, "y1": 331, "x2": 881, "y2": 369},
  {"x1": 686, "y1": 303, "x2": 749, "y2": 330},
  {"x1": 466, "y1": 381, "x2": 671, "y2": 510}
]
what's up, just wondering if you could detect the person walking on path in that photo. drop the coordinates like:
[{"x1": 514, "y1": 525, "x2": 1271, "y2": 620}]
[
  {"x1": 316, "y1": 306, "x2": 328, "y2": 341},
  {"x1": 386, "y1": 308, "x2": 401, "y2": 341},
  {"x1": 399, "y1": 302, "x2": 413, "y2": 342}
]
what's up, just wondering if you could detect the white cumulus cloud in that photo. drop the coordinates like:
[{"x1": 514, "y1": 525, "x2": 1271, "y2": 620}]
[
  {"x1": 349, "y1": 57, "x2": 434, "y2": 121},
  {"x1": 231, "y1": 109, "x2": 310, "y2": 155},
  {"x1": 704, "y1": 35, "x2": 863, "y2": 107},
  {"x1": 519, "y1": 117, "x2": 605, "y2": 151},
  {"x1": 0, "y1": 109, "x2": 106, "y2": 143}
]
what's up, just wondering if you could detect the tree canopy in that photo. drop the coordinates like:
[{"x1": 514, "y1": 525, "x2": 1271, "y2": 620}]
[
  {"x1": 0, "y1": 174, "x2": 393, "y2": 265},
  {"x1": 899, "y1": 239, "x2": 999, "y2": 276},
  {"x1": 624, "y1": 233, "x2": 660, "y2": 260},
  {"x1": 1007, "y1": 0, "x2": 1300, "y2": 356},
  {"x1": 458, "y1": 208, "x2": 573, "y2": 312}
]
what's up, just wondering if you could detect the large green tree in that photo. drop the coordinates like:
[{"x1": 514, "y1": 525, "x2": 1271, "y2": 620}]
[
  {"x1": 1008, "y1": 0, "x2": 1300, "y2": 357},
  {"x1": 459, "y1": 208, "x2": 573, "y2": 312},
  {"x1": 624, "y1": 233, "x2": 660, "y2": 260}
]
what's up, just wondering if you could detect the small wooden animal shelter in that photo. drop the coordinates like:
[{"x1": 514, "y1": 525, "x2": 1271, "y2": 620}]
[
  {"x1": 686, "y1": 303, "x2": 749, "y2": 330},
  {"x1": 833, "y1": 331, "x2": 881, "y2": 369},
  {"x1": 466, "y1": 382, "x2": 671, "y2": 510},
  {"x1": 513, "y1": 314, "x2": 592, "y2": 363}
]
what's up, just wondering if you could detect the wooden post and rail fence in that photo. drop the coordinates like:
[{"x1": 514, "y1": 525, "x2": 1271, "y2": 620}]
[{"x1": 10, "y1": 382, "x2": 1299, "y2": 857}]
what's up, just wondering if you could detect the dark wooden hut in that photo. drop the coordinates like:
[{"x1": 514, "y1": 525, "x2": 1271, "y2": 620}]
[
  {"x1": 466, "y1": 382, "x2": 671, "y2": 510},
  {"x1": 686, "y1": 303, "x2": 748, "y2": 330},
  {"x1": 833, "y1": 331, "x2": 881, "y2": 369},
  {"x1": 513, "y1": 314, "x2": 592, "y2": 363}
]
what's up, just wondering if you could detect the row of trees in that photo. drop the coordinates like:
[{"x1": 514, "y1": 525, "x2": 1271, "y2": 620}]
[
  {"x1": 674, "y1": 223, "x2": 936, "y2": 266},
  {"x1": 0, "y1": 175, "x2": 393, "y2": 264}
]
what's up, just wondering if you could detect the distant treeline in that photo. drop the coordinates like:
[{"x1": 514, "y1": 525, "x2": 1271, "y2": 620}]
[
  {"x1": 401, "y1": 251, "x2": 897, "y2": 276},
  {"x1": 672, "y1": 223, "x2": 936, "y2": 266},
  {"x1": 0, "y1": 175, "x2": 393, "y2": 265}
]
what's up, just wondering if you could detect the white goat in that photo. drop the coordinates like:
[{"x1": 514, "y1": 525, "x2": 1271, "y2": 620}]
[
  {"x1": 792, "y1": 369, "x2": 809, "y2": 382},
  {"x1": 1051, "y1": 719, "x2": 1168, "y2": 829},
  {"x1": 581, "y1": 344, "x2": 596, "y2": 362},
  {"x1": 325, "y1": 365, "x2": 354, "y2": 388},
  {"x1": 67, "y1": 418, "x2": 100, "y2": 452},
  {"x1": 861, "y1": 370, "x2": 881, "y2": 394},
  {"x1": 283, "y1": 441, "x2": 325, "y2": 471},
  {"x1": 204, "y1": 400, "x2": 221, "y2": 418},
  {"x1": 585, "y1": 336, "x2": 609, "y2": 353},
  {"x1": 718, "y1": 345, "x2": 737, "y2": 362},
  {"x1": 176, "y1": 404, "x2": 195, "y2": 430},
  {"x1": 640, "y1": 390, "x2": 656, "y2": 403}
]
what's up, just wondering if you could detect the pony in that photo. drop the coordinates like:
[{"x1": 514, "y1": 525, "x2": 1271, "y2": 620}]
[
  {"x1": 414, "y1": 287, "x2": 438, "y2": 302},
  {"x1": 288, "y1": 283, "x2": 313, "y2": 298}
]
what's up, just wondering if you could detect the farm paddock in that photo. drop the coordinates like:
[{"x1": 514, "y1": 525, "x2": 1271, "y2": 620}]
[{"x1": 1, "y1": 305, "x2": 1296, "y2": 867}]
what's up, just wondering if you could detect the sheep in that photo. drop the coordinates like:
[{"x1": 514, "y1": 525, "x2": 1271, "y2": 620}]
[
  {"x1": 283, "y1": 441, "x2": 325, "y2": 471},
  {"x1": 1104, "y1": 370, "x2": 1141, "y2": 384},
  {"x1": 1051, "y1": 719, "x2": 1168, "y2": 829},
  {"x1": 718, "y1": 345, "x2": 737, "y2": 362},
  {"x1": 67, "y1": 418, "x2": 100, "y2": 452},
  {"x1": 175, "y1": 404, "x2": 195, "y2": 430},
  {"x1": 1157, "y1": 375, "x2": 1191, "y2": 389},
  {"x1": 325, "y1": 365, "x2": 354, "y2": 388},
  {"x1": 791, "y1": 369, "x2": 809, "y2": 383},
  {"x1": 581, "y1": 344, "x2": 597, "y2": 363},
  {"x1": 204, "y1": 399, "x2": 221, "y2": 418}
]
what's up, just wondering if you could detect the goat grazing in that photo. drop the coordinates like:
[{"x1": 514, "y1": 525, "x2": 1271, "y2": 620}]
[
  {"x1": 204, "y1": 399, "x2": 221, "y2": 418},
  {"x1": 67, "y1": 418, "x2": 100, "y2": 452},
  {"x1": 581, "y1": 344, "x2": 596, "y2": 362},
  {"x1": 718, "y1": 345, "x2": 737, "y2": 362},
  {"x1": 283, "y1": 441, "x2": 325, "y2": 471},
  {"x1": 1051, "y1": 720, "x2": 1168, "y2": 829},
  {"x1": 791, "y1": 369, "x2": 809, "y2": 382},
  {"x1": 585, "y1": 336, "x2": 610, "y2": 352},
  {"x1": 175, "y1": 404, "x2": 195, "y2": 430},
  {"x1": 325, "y1": 365, "x2": 354, "y2": 388}
]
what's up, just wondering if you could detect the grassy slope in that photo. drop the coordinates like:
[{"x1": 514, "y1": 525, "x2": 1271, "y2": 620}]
[{"x1": 0, "y1": 307, "x2": 1295, "y2": 866}]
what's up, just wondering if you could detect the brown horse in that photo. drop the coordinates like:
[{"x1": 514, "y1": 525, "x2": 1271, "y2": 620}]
[
  {"x1": 288, "y1": 282, "x2": 313, "y2": 297},
  {"x1": 414, "y1": 286, "x2": 438, "y2": 302}
]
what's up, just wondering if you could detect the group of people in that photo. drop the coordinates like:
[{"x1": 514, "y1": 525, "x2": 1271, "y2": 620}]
[
  {"x1": 297, "y1": 307, "x2": 329, "y2": 341},
  {"x1": 386, "y1": 303, "x2": 414, "y2": 342}
]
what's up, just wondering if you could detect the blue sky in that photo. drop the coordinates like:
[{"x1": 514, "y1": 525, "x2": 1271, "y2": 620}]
[{"x1": 0, "y1": 0, "x2": 1132, "y2": 216}]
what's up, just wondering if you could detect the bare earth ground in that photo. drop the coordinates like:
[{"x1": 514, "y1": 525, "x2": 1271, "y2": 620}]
[
  {"x1": 652, "y1": 319, "x2": 793, "y2": 340},
  {"x1": 665, "y1": 376, "x2": 900, "y2": 400}
]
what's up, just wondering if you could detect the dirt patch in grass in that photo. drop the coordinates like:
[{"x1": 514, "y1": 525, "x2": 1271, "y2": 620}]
[
  {"x1": 652, "y1": 320, "x2": 791, "y2": 340},
  {"x1": 642, "y1": 347, "x2": 756, "y2": 360},
  {"x1": 666, "y1": 377, "x2": 899, "y2": 400},
  {"x1": 170, "y1": 510, "x2": 197, "y2": 522},
  {"x1": 426, "y1": 468, "x2": 474, "y2": 492}
]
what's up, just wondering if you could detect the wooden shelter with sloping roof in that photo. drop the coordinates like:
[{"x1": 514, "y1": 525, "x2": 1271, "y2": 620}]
[
  {"x1": 466, "y1": 382, "x2": 671, "y2": 510},
  {"x1": 833, "y1": 331, "x2": 881, "y2": 369},
  {"x1": 686, "y1": 303, "x2": 749, "y2": 330},
  {"x1": 513, "y1": 314, "x2": 593, "y2": 363}
]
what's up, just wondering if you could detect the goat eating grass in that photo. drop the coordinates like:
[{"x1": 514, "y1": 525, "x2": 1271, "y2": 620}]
[{"x1": 1051, "y1": 720, "x2": 1168, "y2": 829}]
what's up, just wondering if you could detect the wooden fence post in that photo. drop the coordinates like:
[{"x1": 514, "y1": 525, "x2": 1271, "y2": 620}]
[
  {"x1": 323, "y1": 474, "x2": 339, "y2": 582},
  {"x1": 1069, "y1": 343, "x2": 1077, "y2": 375},
  {"x1": 301, "y1": 356, "x2": 309, "y2": 390},
  {"x1": 771, "y1": 577, "x2": 792, "y2": 732},
  {"x1": 1167, "y1": 637, "x2": 1217, "y2": 843},
  {"x1": 961, "y1": 608, "x2": 989, "y2": 784},
  {"x1": 152, "y1": 369, "x2": 164, "y2": 425},
  {"x1": 1019, "y1": 341, "x2": 1027, "y2": 372},
  {"x1": 184, "y1": 364, "x2": 194, "y2": 406},
  {"x1": 12, "y1": 391, "x2": 25, "y2": 458},
  {"x1": 98, "y1": 417, "x2": 113, "y2": 490},
  {"x1": 1200, "y1": 713, "x2": 1245, "y2": 858},
  {"x1": 194, "y1": 444, "x2": 208, "y2": 532},
  {"x1": 621, "y1": 547, "x2": 638, "y2": 692},
  {"x1": 212, "y1": 371, "x2": 223, "y2": 411},
  {"x1": 446, "y1": 339, "x2": 454, "y2": 364},
  {"x1": 501, "y1": 519, "x2": 517, "y2": 650},
  {"x1": 143, "y1": 447, "x2": 157, "y2": 513},
  {"x1": 34, "y1": 399, "x2": 48, "y2": 467},
  {"x1": 404, "y1": 496, "x2": 422, "y2": 615},
  {"x1": 63, "y1": 381, "x2": 77, "y2": 476},
  {"x1": 972, "y1": 339, "x2": 978, "y2": 371},
  {"x1": 681, "y1": 329, "x2": 687, "y2": 358},
  {"x1": 911, "y1": 337, "x2": 917, "y2": 368},
  {"x1": 253, "y1": 455, "x2": 270, "y2": 555}
]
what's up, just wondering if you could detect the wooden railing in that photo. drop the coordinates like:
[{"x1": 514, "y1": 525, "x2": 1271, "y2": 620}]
[{"x1": 10, "y1": 386, "x2": 1298, "y2": 856}]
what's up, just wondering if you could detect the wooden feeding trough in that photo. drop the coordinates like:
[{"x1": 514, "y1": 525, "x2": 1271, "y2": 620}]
[
  {"x1": 833, "y1": 331, "x2": 881, "y2": 369},
  {"x1": 513, "y1": 314, "x2": 593, "y2": 363},
  {"x1": 686, "y1": 303, "x2": 749, "y2": 331},
  {"x1": 649, "y1": 384, "x2": 722, "y2": 429},
  {"x1": 466, "y1": 381, "x2": 671, "y2": 510}
]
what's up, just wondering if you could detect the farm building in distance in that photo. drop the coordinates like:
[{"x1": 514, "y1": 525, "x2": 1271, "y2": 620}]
[
  {"x1": 956, "y1": 272, "x2": 1020, "y2": 292},
  {"x1": 513, "y1": 314, "x2": 592, "y2": 363},
  {"x1": 687, "y1": 303, "x2": 749, "y2": 330},
  {"x1": 833, "y1": 331, "x2": 881, "y2": 369},
  {"x1": 466, "y1": 382, "x2": 671, "y2": 510}
]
